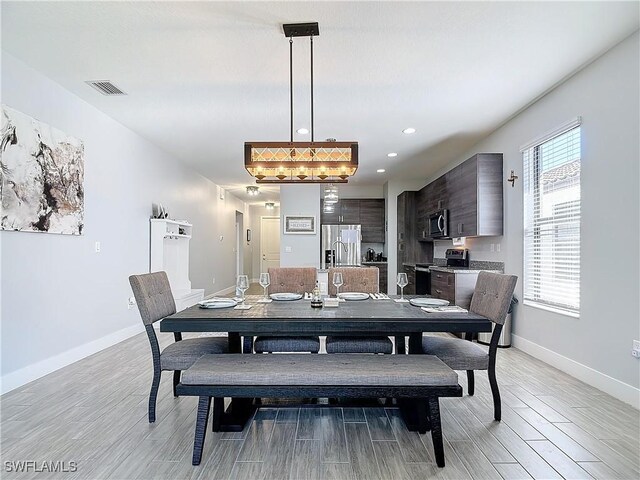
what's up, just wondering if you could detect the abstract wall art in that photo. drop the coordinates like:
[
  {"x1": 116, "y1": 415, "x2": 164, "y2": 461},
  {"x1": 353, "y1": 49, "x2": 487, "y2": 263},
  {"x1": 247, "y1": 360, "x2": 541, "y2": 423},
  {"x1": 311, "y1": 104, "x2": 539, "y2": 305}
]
[{"x1": 1, "y1": 105, "x2": 84, "y2": 235}]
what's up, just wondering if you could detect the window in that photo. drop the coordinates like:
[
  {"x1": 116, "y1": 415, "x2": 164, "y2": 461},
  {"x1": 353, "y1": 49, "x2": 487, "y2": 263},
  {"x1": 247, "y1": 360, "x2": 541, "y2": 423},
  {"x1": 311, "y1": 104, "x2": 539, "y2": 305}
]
[{"x1": 522, "y1": 119, "x2": 581, "y2": 315}]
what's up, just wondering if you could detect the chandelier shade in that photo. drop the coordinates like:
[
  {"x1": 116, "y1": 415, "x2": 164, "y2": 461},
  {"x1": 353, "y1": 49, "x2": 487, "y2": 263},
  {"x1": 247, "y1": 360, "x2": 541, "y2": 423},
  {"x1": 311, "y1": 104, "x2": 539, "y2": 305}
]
[{"x1": 245, "y1": 141, "x2": 358, "y2": 183}]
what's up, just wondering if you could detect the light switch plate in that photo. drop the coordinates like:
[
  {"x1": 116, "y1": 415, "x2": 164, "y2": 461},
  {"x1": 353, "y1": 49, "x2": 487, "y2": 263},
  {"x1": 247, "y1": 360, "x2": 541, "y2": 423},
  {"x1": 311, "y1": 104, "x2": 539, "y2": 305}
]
[{"x1": 94, "y1": 241, "x2": 101, "y2": 253}]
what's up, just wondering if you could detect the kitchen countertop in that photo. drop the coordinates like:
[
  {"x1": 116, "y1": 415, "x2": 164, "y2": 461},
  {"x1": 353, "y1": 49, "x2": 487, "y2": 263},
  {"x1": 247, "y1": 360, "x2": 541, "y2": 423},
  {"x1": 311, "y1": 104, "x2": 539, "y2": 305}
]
[{"x1": 429, "y1": 266, "x2": 501, "y2": 274}]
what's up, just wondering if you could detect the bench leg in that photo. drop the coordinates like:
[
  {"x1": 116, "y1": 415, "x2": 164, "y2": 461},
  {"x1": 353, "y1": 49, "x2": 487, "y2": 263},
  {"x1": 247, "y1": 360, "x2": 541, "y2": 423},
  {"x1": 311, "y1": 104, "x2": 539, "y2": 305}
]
[
  {"x1": 417, "y1": 399, "x2": 430, "y2": 434},
  {"x1": 192, "y1": 396, "x2": 211, "y2": 465},
  {"x1": 466, "y1": 370, "x2": 475, "y2": 396},
  {"x1": 212, "y1": 397, "x2": 223, "y2": 432},
  {"x1": 428, "y1": 397, "x2": 445, "y2": 468}
]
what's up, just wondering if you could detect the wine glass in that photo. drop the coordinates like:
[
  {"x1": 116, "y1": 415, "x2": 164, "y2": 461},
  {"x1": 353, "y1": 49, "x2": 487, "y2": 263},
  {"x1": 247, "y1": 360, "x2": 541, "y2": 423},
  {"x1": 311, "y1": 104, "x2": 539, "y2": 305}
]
[
  {"x1": 259, "y1": 272, "x2": 270, "y2": 301},
  {"x1": 333, "y1": 272, "x2": 344, "y2": 299},
  {"x1": 237, "y1": 275, "x2": 249, "y2": 306},
  {"x1": 397, "y1": 273, "x2": 408, "y2": 301}
]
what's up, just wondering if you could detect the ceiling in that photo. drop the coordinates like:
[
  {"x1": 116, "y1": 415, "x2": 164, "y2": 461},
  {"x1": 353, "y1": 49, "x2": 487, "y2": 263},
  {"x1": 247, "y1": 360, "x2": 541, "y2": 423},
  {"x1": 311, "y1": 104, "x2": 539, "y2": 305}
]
[{"x1": 2, "y1": 2, "x2": 638, "y2": 203}]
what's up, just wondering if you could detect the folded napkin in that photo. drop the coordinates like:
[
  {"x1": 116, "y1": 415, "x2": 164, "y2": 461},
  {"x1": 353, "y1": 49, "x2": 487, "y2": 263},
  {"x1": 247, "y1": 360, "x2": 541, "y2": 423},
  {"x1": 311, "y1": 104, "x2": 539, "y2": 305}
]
[{"x1": 421, "y1": 306, "x2": 468, "y2": 313}]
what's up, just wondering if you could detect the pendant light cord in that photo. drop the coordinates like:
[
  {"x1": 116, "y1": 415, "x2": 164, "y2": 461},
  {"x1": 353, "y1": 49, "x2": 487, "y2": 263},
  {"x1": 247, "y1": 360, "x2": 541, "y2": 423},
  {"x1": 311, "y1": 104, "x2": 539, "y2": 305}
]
[
  {"x1": 310, "y1": 35, "x2": 314, "y2": 142},
  {"x1": 289, "y1": 36, "x2": 294, "y2": 143}
]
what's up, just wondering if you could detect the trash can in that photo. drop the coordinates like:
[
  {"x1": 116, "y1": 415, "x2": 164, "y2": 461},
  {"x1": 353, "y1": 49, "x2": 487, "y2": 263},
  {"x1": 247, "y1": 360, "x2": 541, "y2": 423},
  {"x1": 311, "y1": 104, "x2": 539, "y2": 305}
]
[{"x1": 478, "y1": 296, "x2": 518, "y2": 348}]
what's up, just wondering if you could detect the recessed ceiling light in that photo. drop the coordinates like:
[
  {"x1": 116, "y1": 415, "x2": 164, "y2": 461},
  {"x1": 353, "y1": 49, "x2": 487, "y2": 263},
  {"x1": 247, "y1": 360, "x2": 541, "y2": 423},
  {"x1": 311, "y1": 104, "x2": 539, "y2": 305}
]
[
  {"x1": 387, "y1": 152, "x2": 398, "y2": 158},
  {"x1": 297, "y1": 128, "x2": 309, "y2": 134},
  {"x1": 377, "y1": 169, "x2": 386, "y2": 173},
  {"x1": 403, "y1": 127, "x2": 416, "y2": 134}
]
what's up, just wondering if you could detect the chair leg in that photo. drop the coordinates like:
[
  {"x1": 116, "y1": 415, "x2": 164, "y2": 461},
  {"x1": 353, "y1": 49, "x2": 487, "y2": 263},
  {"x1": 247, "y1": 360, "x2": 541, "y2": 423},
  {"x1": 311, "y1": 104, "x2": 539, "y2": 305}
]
[
  {"x1": 466, "y1": 370, "x2": 475, "y2": 396},
  {"x1": 488, "y1": 366, "x2": 501, "y2": 421},
  {"x1": 428, "y1": 397, "x2": 445, "y2": 468},
  {"x1": 417, "y1": 399, "x2": 430, "y2": 434},
  {"x1": 148, "y1": 369, "x2": 161, "y2": 423},
  {"x1": 173, "y1": 371, "x2": 181, "y2": 397},
  {"x1": 192, "y1": 396, "x2": 212, "y2": 465}
]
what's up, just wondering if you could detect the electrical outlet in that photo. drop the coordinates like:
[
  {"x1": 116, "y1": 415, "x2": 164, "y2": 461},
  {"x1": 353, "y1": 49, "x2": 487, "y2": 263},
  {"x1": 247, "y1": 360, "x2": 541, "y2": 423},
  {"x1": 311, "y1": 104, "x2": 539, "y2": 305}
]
[
  {"x1": 212, "y1": 277, "x2": 216, "y2": 285},
  {"x1": 127, "y1": 297, "x2": 136, "y2": 310},
  {"x1": 490, "y1": 244, "x2": 495, "y2": 252},
  {"x1": 94, "y1": 241, "x2": 101, "y2": 253},
  {"x1": 496, "y1": 243, "x2": 501, "y2": 253},
  {"x1": 285, "y1": 246, "x2": 292, "y2": 253}
]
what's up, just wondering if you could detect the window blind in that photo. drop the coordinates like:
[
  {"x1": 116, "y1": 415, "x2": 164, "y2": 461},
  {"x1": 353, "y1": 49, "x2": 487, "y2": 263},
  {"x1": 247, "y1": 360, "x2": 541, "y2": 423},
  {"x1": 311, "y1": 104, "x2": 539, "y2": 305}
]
[{"x1": 523, "y1": 124, "x2": 581, "y2": 314}]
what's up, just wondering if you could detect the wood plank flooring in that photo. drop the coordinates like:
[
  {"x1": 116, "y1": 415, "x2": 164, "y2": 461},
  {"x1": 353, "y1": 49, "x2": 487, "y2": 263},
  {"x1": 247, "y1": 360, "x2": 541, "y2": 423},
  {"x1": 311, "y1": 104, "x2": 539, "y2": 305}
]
[{"x1": 1, "y1": 331, "x2": 638, "y2": 479}]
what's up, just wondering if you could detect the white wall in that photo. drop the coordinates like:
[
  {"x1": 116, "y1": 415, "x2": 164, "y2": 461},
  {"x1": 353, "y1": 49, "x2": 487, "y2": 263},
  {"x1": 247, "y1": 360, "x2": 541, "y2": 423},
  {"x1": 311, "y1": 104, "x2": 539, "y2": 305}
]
[
  {"x1": 248, "y1": 204, "x2": 280, "y2": 280},
  {"x1": 388, "y1": 32, "x2": 640, "y2": 405},
  {"x1": 279, "y1": 184, "x2": 321, "y2": 267},
  {"x1": 0, "y1": 53, "x2": 249, "y2": 393}
]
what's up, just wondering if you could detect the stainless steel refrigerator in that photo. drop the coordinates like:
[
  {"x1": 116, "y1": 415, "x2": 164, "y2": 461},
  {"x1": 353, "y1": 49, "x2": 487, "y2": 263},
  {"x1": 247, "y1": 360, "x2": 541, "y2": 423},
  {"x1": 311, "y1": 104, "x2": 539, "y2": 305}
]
[{"x1": 321, "y1": 225, "x2": 362, "y2": 269}]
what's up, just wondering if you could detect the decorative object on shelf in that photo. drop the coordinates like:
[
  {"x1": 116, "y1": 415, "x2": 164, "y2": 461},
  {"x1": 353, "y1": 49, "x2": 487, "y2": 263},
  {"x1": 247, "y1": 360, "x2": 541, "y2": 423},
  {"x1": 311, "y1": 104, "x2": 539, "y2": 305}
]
[
  {"x1": 265, "y1": 202, "x2": 275, "y2": 210},
  {"x1": 152, "y1": 203, "x2": 169, "y2": 219},
  {"x1": 244, "y1": 22, "x2": 358, "y2": 184},
  {"x1": 246, "y1": 186, "x2": 259, "y2": 196},
  {"x1": 507, "y1": 170, "x2": 519, "y2": 187},
  {"x1": 283, "y1": 215, "x2": 316, "y2": 235},
  {"x1": 1, "y1": 105, "x2": 84, "y2": 235},
  {"x1": 246, "y1": 228, "x2": 251, "y2": 242}
]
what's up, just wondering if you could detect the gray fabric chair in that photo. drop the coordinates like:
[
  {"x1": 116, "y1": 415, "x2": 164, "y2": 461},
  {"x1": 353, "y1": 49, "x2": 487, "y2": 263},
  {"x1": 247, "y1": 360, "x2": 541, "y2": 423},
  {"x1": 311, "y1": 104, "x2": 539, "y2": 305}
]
[
  {"x1": 253, "y1": 267, "x2": 320, "y2": 353},
  {"x1": 129, "y1": 271, "x2": 228, "y2": 422},
  {"x1": 325, "y1": 267, "x2": 393, "y2": 354},
  {"x1": 422, "y1": 271, "x2": 517, "y2": 421}
]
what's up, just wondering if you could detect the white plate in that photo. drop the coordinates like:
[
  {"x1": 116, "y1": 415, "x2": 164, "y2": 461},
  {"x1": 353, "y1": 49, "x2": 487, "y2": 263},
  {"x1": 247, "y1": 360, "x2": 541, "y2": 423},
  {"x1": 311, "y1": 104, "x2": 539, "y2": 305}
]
[
  {"x1": 198, "y1": 298, "x2": 237, "y2": 309},
  {"x1": 409, "y1": 298, "x2": 450, "y2": 307},
  {"x1": 338, "y1": 292, "x2": 370, "y2": 301},
  {"x1": 270, "y1": 293, "x2": 303, "y2": 301}
]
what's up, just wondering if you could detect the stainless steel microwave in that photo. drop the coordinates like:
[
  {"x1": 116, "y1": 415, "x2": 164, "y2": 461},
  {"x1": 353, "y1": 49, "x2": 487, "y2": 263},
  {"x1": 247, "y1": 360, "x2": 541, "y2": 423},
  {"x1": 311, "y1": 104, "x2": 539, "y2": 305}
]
[{"x1": 428, "y1": 209, "x2": 449, "y2": 238}]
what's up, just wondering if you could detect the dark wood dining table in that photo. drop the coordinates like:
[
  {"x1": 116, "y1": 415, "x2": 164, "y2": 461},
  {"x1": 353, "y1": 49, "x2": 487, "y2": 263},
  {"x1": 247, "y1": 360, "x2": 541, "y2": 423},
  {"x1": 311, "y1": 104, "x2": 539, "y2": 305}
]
[{"x1": 160, "y1": 295, "x2": 491, "y2": 431}]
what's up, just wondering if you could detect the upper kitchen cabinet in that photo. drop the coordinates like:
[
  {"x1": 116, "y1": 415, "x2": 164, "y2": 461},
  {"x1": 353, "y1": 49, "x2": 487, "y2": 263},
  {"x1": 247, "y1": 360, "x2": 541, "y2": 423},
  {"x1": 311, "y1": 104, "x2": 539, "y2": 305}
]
[
  {"x1": 359, "y1": 199, "x2": 385, "y2": 243},
  {"x1": 448, "y1": 153, "x2": 503, "y2": 237},
  {"x1": 320, "y1": 198, "x2": 386, "y2": 243},
  {"x1": 416, "y1": 153, "x2": 503, "y2": 240}
]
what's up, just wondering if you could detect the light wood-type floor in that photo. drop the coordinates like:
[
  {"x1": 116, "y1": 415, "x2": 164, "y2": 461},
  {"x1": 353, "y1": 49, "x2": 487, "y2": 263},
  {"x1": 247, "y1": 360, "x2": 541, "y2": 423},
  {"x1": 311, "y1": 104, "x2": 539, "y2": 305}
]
[{"x1": 1, "y1": 330, "x2": 638, "y2": 480}]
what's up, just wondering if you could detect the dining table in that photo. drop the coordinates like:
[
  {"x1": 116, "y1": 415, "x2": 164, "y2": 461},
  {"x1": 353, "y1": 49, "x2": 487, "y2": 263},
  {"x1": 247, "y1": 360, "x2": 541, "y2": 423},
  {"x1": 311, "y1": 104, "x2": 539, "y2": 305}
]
[{"x1": 160, "y1": 294, "x2": 491, "y2": 431}]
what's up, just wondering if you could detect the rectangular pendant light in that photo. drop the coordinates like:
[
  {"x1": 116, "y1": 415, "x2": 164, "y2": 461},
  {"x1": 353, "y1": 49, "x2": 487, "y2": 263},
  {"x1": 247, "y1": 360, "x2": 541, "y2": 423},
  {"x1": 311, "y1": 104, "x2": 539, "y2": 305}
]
[{"x1": 245, "y1": 141, "x2": 358, "y2": 183}]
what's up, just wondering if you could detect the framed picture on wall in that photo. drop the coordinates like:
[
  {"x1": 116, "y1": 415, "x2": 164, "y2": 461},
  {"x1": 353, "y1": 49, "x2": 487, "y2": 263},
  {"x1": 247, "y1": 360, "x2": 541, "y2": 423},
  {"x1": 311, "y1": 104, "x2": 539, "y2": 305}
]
[{"x1": 283, "y1": 215, "x2": 316, "y2": 235}]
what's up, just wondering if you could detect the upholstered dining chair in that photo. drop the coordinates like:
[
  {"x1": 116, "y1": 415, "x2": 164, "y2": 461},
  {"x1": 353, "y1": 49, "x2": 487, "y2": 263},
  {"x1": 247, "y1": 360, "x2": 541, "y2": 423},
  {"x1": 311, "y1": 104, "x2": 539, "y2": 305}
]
[
  {"x1": 325, "y1": 267, "x2": 393, "y2": 354},
  {"x1": 422, "y1": 271, "x2": 517, "y2": 421},
  {"x1": 253, "y1": 267, "x2": 321, "y2": 354},
  {"x1": 129, "y1": 272, "x2": 228, "y2": 422}
]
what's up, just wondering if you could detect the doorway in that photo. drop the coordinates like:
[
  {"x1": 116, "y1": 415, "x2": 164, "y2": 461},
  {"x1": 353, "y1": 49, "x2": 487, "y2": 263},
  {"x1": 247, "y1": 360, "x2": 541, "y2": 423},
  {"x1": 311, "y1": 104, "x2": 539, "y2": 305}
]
[{"x1": 260, "y1": 216, "x2": 280, "y2": 272}]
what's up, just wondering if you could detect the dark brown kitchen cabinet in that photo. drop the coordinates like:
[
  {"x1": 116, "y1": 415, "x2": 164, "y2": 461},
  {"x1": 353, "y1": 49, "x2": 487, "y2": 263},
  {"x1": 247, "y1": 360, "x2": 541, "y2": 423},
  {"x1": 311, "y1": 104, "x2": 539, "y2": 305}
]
[
  {"x1": 416, "y1": 153, "x2": 503, "y2": 240},
  {"x1": 320, "y1": 198, "x2": 386, "y2": 243},
  {"x1": 430, "y1": 270, "x2": 478, "y2": 309},
  {"x1": 448, "y1": 153, "x2": 503, "y2": 237},
  {"x1": 398, "y1": 191, "x2": 434, "y2": 271},
  {"x1": 360, "y1": 199, "x2": 385, "y2": 243}
]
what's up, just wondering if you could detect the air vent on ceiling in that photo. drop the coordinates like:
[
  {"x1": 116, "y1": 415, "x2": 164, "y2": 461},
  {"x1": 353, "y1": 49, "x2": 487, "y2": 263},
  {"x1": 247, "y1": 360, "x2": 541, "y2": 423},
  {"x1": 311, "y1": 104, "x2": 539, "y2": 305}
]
[{"x1": 85, "y1": 80, "x2": 127, "y2": 96}]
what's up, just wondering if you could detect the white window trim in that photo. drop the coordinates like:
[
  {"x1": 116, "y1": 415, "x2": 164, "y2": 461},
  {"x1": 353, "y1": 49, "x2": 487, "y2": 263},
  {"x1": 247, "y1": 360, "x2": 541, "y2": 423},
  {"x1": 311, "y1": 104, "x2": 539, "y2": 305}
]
[
  {"x1": 522, "y1": 118, "x2": 582, "y2": 315},
  {"x1": 520, "y1": 116, "x2": 582, "y2": 152},
  {"x1": 523, "y1": 299, "x2": 580, "y2": 319}
]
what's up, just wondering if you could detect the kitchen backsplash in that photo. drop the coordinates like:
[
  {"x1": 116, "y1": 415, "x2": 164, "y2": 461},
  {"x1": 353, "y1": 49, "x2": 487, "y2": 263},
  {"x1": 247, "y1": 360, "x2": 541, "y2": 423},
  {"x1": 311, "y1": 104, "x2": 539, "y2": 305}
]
[{"x1": 433, "y1": 257, "x2": 504, "y2": 272}]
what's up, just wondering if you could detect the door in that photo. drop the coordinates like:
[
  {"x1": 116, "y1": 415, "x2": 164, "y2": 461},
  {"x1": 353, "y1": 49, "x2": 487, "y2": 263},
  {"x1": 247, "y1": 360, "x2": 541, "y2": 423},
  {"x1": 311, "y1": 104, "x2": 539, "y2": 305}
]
[{"x1": 260, "y1": 216, "x2": 280, "y2": 272}]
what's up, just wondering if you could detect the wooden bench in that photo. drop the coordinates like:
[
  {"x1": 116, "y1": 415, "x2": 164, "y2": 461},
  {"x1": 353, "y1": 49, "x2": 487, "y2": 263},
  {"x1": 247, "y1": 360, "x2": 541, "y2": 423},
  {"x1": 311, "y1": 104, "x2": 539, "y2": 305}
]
[{"x1": 177, "y1": 353, "x2": 462, "y2": 467}]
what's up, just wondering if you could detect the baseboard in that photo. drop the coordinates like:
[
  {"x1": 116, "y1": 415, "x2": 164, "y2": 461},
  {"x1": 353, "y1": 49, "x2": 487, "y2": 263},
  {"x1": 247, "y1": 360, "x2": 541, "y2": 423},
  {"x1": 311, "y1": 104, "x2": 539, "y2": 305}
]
[
  {"x1": 512, "y1": 334, "x2": 640, "y2": 409},
  {"x1": 1, "y1": 323, "x2": 144, "y2": 395}
]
